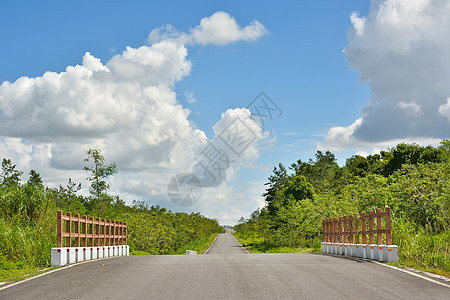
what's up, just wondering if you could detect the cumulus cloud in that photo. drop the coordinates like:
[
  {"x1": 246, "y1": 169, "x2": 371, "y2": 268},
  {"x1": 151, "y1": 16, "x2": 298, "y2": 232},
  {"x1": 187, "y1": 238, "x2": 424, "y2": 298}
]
[
  {"x1": 190, "y1": 11, "x2": 268, "y2": 45},
  {"x1": 325, "y1": 0, "x2": 450, "y2": 152},
  {"x1": 148, "y1": 11, "x2": 268, "y2": 46},
  {"x1": 0, "y1": 11, "x2": 268, "y2": 224},
  {"x1": 439, "y1": 96, "x2": 450, "y2": 121}
]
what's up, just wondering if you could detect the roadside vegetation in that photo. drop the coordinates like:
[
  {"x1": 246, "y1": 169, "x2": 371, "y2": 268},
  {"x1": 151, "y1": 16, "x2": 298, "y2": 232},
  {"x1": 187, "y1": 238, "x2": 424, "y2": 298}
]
[
  {"x1": 234, "y1": 140, "x2": 449, "y2": 276},
  {"x1": 0, "y1": 148, "x2": 223, "y2": 282}
]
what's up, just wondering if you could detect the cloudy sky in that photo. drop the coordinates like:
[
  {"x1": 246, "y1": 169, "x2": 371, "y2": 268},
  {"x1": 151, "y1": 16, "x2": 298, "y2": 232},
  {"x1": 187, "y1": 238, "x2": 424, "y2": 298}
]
[{"x1": 1, "y1": 0, "x2": 449, "y2": 225}]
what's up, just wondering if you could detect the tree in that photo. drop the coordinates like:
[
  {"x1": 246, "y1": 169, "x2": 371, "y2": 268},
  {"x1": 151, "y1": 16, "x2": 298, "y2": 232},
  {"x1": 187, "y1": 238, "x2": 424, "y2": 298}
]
[
  {"x1": 263, "y1": 163, "x2": 288, "y2": 206},
  {"x1": 0, "y1": 158, "x2": 23, "y2": 187},
  {"x1": 83, "y1": 148, "x2": 118, "y2": 216},
  {"x1": 290, "y1": 150, "x2": 341, "y2": 194},
  {"x1": 28, "y1": 170, "x2": 43, "y2": 187}
]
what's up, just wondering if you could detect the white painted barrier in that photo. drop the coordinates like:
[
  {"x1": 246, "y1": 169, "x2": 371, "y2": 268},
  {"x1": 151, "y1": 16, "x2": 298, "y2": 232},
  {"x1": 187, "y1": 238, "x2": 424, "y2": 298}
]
[
  {"x1": 51, "y1": 245, "x2": 130, "y2": 266},
  {"x1": 321, "y1": 242, "x2": 398, "y2": 263}
]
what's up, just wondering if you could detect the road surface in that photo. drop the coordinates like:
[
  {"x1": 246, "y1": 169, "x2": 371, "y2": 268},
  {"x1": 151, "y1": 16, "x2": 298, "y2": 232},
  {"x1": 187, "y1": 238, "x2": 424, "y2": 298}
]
[{"x1": 1, "y1": 232, "x2": 448, "y2": 299}]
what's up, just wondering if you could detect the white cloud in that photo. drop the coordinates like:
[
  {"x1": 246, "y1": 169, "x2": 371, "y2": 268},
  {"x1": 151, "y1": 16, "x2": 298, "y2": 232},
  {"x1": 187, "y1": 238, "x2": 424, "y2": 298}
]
[
  {"x1": 350, "y1": 12, "x2": 366, "y2": 36},
  {"x1": 438, "y1": 96, "x2": 450, "y2": 121},
  {"x1": 0, "y1": 12, "x2": 268, "y2": 225},
  {"x1": 324, "y1": 0, "x2": 450, "y2": 151},
  {"x1": 398, "y1": 101, "x2": 421, "y2": 116},
  {"x1": 190, "y1": 11, "x2": 267, "y2": 45},
  {"x1": 185, "y1": 91, "x2": 197, "y2": 104},
  {"x1": 148, "y1": 11, "x2": 268, "y2": 46}
]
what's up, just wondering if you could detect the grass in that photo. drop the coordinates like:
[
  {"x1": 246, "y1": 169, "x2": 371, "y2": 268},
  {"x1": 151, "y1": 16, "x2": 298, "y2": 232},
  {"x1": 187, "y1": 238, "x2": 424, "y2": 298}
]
[
  {"x1": 0, "y1": 266, "x2": 60, "y2": 283},
  {"x1": 384, "y1": 262, "x2": 450, "y2": 278},
  {"x1": 233, "y1": 232, "x2": 314, "y2": 254},
  {"x1": 173, "y1": 232, "x2": 219, "y2": 254},
  {"x1": 130, "y1": 233, "x2": 220, "y2": 256}
]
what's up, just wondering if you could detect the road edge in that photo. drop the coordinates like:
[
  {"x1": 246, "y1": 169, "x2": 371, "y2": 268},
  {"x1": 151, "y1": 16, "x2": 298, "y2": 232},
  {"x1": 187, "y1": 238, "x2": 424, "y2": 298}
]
[
  {"x1": 0, "y1": 255, "x2": 122, "y2": 291},
  {"x1": 230, "y1": 233, "x2": 251, "y2": 254},
  {"x1": 203, "y1": 233, "x2": 219, "y2": 254},
  {"x1": 319, "y1": 252, "x2": 449, "y2": 289}
]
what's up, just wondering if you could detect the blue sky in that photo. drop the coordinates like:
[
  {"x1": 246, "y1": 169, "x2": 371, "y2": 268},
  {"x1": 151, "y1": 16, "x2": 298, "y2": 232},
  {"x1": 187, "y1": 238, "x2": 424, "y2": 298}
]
[{"x1": 1, "y1": 0, "x2": 449, "y2": 225}]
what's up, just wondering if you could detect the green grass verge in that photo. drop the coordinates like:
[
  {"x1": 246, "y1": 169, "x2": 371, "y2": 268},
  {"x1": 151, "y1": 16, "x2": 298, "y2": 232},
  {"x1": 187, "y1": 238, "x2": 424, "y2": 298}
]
[
  {"x1": 172, "y1": 232, "x2": 219, "y2": 254},
  {"x1": 233, "y1": 232, "x2": 313, "y2": 254},
  {"x1": 130, "y1": 233, "x2": 219, "y2": 256},
  {"x1": 0, "y1": 266, "x2": 59, "y2": 283}
]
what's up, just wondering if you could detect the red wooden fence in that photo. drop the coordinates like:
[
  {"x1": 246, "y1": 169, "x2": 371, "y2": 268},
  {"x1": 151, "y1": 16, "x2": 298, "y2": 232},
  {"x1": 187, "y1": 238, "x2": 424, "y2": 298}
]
[
  {"x1": 322, "y1": 207, "x2": 392, "y2": 245},
  {"x1": 57, "y1": 211, "x2": 127, "y2": 247}
]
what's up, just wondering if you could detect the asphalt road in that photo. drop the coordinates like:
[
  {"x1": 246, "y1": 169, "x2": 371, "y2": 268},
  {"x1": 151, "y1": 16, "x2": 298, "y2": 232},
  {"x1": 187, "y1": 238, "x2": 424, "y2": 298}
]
[{"x1": 1, "y1": 232, "x2": 448, "y2": 299}]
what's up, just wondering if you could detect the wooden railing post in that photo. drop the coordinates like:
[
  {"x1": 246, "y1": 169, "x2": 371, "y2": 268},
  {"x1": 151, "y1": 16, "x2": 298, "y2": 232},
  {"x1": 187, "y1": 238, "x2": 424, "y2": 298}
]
[
  {"x1": 95, "y1": 217, "x2": 100, "y2": 246},
  {"x1": 332, "y1": 218, "x2": 337, "y2": 243},
  {"x1": 368, "y1": 210, "x2": 375, "y2": 244},
  {"x1": 323, "y1": 220, "x2": 326, "y2": 242},
  {"x1": 343, "y1": 216, "x2": 348, "y2": 243},
  {"x1": 123, "y1": 222, "x2": 128, "y2": 245},
  {"x1": 376, "y1": 208, "x2": 383, "y2": 244},
  {"x1": 74, "y1": 214, "x2": 80, "y2": 247},
  {"x1": 82, "y1": 215, "x2": 87, "y2": 247},
  {"x1": 88, "y1": 216, "x2": 94, "y2": 247},
  {"x1": 101, "y1": 218, "x2": 105, "y2": 246},
  {"x1": 337, "y1": 217, "x2": 342, "y2": 242},
  {"x1": 361, "y1": 212, "x2": 367, "y2": 244},
  {"x1": 354, "y1": 214, "x2": 359, "y2": 244},
  {"x1": 57, "y1": 210, "x2": 63, "y2": 247},
  {"x1": 348, "y1": 215, "x2": 353, "y2": 243},
  {"x1": 385, "y1": 206, "x2": 392, "y2": 245},
  {"x1": 66, "y1": 212, "x2": 72, "y2": 247}
]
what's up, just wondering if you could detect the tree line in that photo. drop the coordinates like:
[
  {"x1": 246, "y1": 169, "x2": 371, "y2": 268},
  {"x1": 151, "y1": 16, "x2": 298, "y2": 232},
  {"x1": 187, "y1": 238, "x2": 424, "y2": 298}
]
[
  {"x1": 0, "y1": 148, "x2": 223, "y2": 278},
  {"x1": 234, "y1": 140, "x2": 449, "y2": 274}
]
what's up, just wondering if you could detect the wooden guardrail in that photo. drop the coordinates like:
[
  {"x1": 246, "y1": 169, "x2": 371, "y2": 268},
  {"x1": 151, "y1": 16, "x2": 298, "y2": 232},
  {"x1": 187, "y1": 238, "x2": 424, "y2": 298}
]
[
  {"x1": 57, "y1": 211, "x2": 127, "y2": 247},
  {"x1": 322, "y1": 207, "x2": 392, "y2": 245}
]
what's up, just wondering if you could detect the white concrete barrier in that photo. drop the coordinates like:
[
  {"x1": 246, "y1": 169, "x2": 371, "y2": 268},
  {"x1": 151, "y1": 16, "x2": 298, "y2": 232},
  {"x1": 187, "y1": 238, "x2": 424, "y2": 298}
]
[
  {"x1": 321, "y1": 242, "x2": 398, "y2": 263},
  {"x1": 51, "y1": 245, "x2": 129, "y2": 266}
]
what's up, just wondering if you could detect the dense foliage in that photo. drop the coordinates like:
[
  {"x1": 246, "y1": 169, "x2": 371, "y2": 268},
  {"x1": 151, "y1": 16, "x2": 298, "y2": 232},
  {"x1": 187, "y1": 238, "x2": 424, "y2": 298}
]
[
  {"x1": 235, "y1": 141, "x2": 449, "y2": 274},
  {"x1": 0, "y1": 151, "x2": 223, "y2": 277}
]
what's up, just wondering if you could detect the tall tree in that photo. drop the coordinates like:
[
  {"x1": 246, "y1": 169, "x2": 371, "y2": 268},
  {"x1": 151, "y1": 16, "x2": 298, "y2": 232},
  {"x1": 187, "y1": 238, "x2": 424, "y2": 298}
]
[
  {"x1": 83, "y1": 148, "x2": 118, "y2": 216},
  {"x1": 28, "y1": 170, "x2": 43, "y2": 187},
  {"x1": 0, "y1": 158, "x2": 23, "y2": 187},
  {"x1": 263, "y1": 163, "x2": 288, "y2": 207}
]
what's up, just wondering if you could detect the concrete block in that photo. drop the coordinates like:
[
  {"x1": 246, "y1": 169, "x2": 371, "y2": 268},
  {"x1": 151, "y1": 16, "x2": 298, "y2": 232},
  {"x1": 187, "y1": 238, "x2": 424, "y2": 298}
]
[
  {"x1": 343, "y1": 243, "x2": 349, "y2": 256},
  {"x1": 338, "y1": 243, "x2": 344, "y2": 255},
  {"x1": 75, "y1": 248, "x2": 83, "y2": 263},
  {"x1": 348, "y1": 244, "x2": 354, "y2": 256},
  {"x1": 385, "y1": 245, "x2": 398, "y2": 263},
  {"x1": 67, "y1": 248, "x2": 76, "y2": 264},
  {"x1": 331, "y1": 243, "x2": 336, "y2": 254},
  {"x1": 51, "y1": 248, "x2": 66, "y2": 266},
  {"x1": 89, "y1": 247, "x2": 95, "y2": 260},
  {"x1": 362, "y1": 244, "x2": 368, "y2": 258},
  {"x1": 97, "y1": 247, "x2": 104, "y2": 259},
  {"x1": 368, "y1": 245, "x2": 379, "y2": 260},
  {"x1": 376, "y1": 245, "x2": 384, "y2": 262}
]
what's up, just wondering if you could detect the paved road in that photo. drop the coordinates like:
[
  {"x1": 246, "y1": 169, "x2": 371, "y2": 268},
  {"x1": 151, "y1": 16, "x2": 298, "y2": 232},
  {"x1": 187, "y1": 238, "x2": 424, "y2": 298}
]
[
  {"x1": 205, "y1": 231, "x2": 248, "y2": 254},
  {"x1": 1, "y1": 232, "x2": 448, "y2": 299}
]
